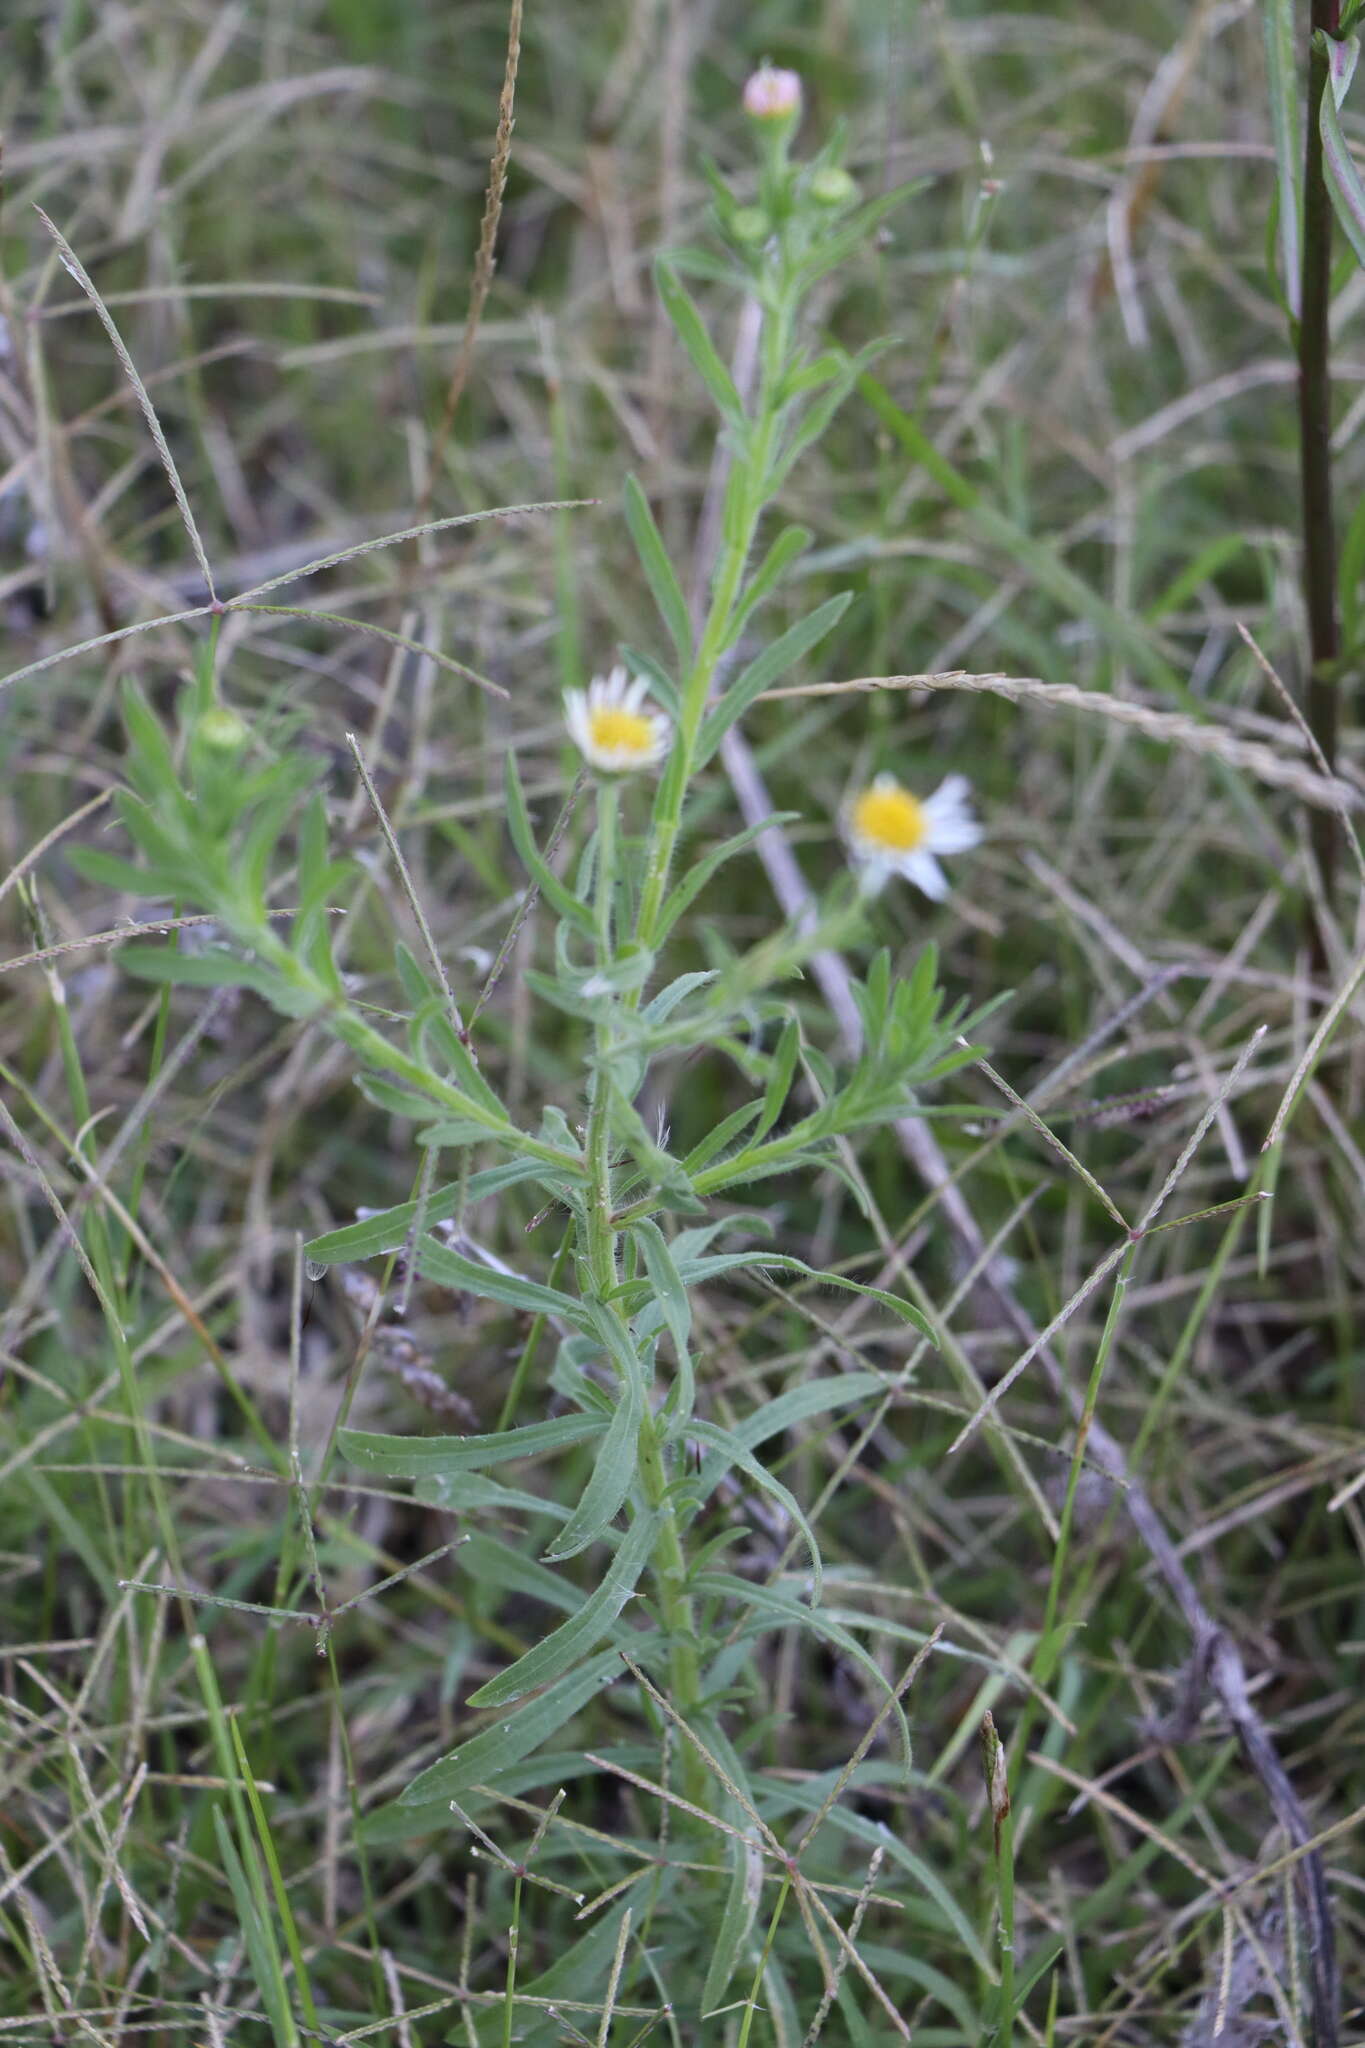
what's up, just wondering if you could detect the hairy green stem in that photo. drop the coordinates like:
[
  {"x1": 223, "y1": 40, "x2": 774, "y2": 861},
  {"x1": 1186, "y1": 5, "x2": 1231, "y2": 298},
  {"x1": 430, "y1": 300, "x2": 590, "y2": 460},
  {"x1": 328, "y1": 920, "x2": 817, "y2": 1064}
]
[
  {"x1": 635, "y1": 286, "x2": 792, "y2": 949},
  {"x1": 586, "y1": 780, "x2": 707, "y2": 1808}
]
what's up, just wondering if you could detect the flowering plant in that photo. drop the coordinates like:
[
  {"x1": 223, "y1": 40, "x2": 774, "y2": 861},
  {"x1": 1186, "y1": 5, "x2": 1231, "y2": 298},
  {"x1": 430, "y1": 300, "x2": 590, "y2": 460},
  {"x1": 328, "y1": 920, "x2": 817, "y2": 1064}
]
[{"x1": 74, "y1": 64, "x2": 987, "y2": 2031}]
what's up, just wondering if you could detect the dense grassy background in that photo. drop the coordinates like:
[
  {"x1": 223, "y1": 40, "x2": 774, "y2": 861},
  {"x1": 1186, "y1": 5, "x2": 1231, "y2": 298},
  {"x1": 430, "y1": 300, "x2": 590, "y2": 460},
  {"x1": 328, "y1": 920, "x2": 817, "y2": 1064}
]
[{"x1": 2, "y1": 1, "x2": 1363, "y2": 2041}]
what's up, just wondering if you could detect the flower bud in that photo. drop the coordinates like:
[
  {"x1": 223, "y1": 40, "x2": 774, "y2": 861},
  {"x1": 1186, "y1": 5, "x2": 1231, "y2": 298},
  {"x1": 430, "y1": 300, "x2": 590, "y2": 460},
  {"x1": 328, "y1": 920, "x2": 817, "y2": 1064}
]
[
  {"x1": 809, "y1": 166, "x2": 859, "y2": 210},
  {"x1": 742, "y1": 63, "x2": 802, "y2": 121},
  {"x1": 729, "y1": 205, "x2": 771, "y2": 245},
  {"x1": 197, "y1": 705, "x2": 250, "y2": 753}
]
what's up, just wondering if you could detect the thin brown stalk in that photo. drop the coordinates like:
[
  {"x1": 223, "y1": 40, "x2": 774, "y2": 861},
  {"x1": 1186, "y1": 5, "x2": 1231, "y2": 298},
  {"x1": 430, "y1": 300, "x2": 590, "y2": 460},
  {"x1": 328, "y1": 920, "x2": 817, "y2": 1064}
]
[{"x1": 424, "y1": 0, "x2": 523, "y2": 509}]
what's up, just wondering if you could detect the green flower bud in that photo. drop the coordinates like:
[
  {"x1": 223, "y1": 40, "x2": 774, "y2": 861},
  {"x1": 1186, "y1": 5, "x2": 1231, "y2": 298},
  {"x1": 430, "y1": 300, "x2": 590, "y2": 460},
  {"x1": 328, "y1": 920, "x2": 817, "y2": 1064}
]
[
  {"x1": 730, "y1": 206, "x2": 771, "y2": 245},
  {"x1": 809, "y1": 166, "x2": 859, "y2": 210},
  {"x1": 197, "y1": 705, "x2": 250, "y2": 753}
]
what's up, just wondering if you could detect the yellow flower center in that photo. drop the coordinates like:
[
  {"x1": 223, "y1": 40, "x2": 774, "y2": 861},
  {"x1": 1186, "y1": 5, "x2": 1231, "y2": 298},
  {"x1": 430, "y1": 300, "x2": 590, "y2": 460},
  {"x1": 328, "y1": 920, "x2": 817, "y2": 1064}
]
[
  {"x1": 852, "y1": 782, "x2": 926, "y2": 853},
  {"x1": 588, "y1": 705, "x2": 657, "y2": 756}
]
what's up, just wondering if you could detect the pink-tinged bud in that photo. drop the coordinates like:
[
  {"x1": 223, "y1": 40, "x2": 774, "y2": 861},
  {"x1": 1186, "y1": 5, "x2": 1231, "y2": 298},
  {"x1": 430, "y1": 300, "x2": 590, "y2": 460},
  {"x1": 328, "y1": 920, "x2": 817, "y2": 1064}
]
[{"x1": 743, "y1": 63, "x2": 802, "y2": 121}]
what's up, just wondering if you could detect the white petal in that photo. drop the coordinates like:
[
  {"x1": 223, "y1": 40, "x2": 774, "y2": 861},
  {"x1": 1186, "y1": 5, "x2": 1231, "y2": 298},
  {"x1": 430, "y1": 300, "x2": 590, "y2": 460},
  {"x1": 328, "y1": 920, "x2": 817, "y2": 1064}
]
[
  {"x1": 925, "y1": 773, "x2": 971, "y2": 810},
  {"x1": 925, "y1": 816, "x2": 982, "y2": 854},
  {"x1": 856, "y1": 855, "x2": 892, "y2": 897},
  {"x1": 904, "y1": 850, "x2": 949, "y2": 900},
  {"x1": 565, "y1": 691, "x2": 590, "y2": 749},
  {"x1": 624, "y1": 673, "x2": 650, "y2": 711}
]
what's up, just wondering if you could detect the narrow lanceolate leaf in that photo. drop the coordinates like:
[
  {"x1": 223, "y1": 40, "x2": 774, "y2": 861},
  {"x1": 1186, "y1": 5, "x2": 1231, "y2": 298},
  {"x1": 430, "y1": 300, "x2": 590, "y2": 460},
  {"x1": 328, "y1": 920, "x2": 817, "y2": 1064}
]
[
  {"x1": 504, "y1": 754, "x2": 596, "y2": 938},
  {"x1": 415, "y1": 1235, "x2": 590, "y2": 1327},
  {"x1": 686, "y1": 1418, "x2": 823, "y2": 1602},
  {"x1": 631, "y1": 1219, "x2": 696, "y2": 1423},
  {"x1": 697, "y1": 1574, "x2": 912, "y2": 1771},
  {"x1": 654, "y1": 816, "x2": 800, "y2": 942},
  {"x1": 754, "y1": 1015, "x2": 801, "y2": 1143},
  {"x1": 339, "y1": 1413, "x2": 606, "y2": 1477},
  {"x1": 543, "y1": 1368, "x2": 642, "y2": 1562},
  {"x1": 654, "y1": 259, "x2": 746, "y2": 424},
  {"x1": 724, "y1": 1371, "x2": 887, "y2": 1456},
  {"x1": 727, "y1": 524, "x2": 813, "y2": 642},
  {"x1": 631, "y1": 1219, "x2": 691, "y2": 1353},
  {"x1": 1263, "y1": 0, "x2": 1302, "y2": 313},
  {"x1": 623, "y1": 475, "x2": 692, "y2": 665},
  {"x1": 304, "y1": 1160, "x2": 550, "y2": 1265},
  {"x1": 687, "y1": 1371, "x2": 888, "y2": 1524},
  {"x1": 400, "y1": 1646, "x2": 625, "y2": 1804},
  {"x1": 695, "y1": 593, "x2": 853, "y2": 766},
  {"x1": 467, "y1": 1510, "x2": 657, "y2": 1708},
  {"x1": 759, "y1": 1256, "x2": 938, "y2": 1345},
  {"x1": 702, "y1": 1815, "x2": 764, "y2": 2017},
  {"x1": 1319, "y1": 35, "x2": 1365, "y2": 273}
]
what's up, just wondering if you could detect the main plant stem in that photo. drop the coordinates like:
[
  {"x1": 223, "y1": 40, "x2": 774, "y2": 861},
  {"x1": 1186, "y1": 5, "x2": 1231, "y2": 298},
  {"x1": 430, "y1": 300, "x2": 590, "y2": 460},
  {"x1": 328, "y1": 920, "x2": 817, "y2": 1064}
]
[
  {"x1": 635, "y1": 290, "x2": 791, "y2": 949},
  {"x1": 1300, "y1": 0, "x2": 1341, "y2": 909},
  {"x1": 586, "y1": 785, "x2": 707, "y2": 1807}
]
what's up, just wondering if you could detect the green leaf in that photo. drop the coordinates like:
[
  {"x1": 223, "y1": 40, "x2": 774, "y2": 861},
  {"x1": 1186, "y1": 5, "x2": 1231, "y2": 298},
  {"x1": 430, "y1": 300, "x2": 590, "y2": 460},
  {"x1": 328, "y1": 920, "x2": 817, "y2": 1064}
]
[
  {"x1": 542, "y1": 1366, "x2": 642, "y2": 1562},
  {"x1": 695, "y1": 593, "x2": 853, "y2": 767},
  {"x1": 400, "y1": 1646, "x2": 626, "y2": 1804},
  {"x1": 66, "y1": 845, "x2": 181, "y2": 897},
  {"x1": 687, "y1": 1418, "x2": 823, "y2": 1602},
  {"x1": 702, "y1": 1789, "x2": 763, "y2": 2016},
  {"x1": 504, "y1": 754, "x2": 596, "y2": 938},
  {"x1": 698, "y1": 1573, "x2": 911, "y2": 1770},
  {"x1": 211, "y1": 1811, "x2": 294, "y2": 2046},
  {"x1": 415, "y1": 1470, "x2": 571, "y2": 1522},
  {"x1": 415, "y1": 1236, "x2": 590, "y2": 1327},
  {"x1": 768, "y1": 341, "x2": 893, "y2": 495},
  {"x1": 726, "y1": 525, "x2": 813, "y2": 644},
  {"x1": 630, "y1": 1218, "x2": 691, "y2": 1354},
  {"x1": 304, "y1": 1161, "x2": 553, "y2": 1265},
  {"x1": 1319, "y1": 35, "x2": 1365, "y2": 273},
  {"x1": 121, "y1": 681, "x2": 179, "y2": 799},
  {"x1": 356, "y1": 1072, "x2": 448, "y2": 1121},
  {"x1": 639, "y1": 967, "x2": 719, "y2": 1027},
  {"x1": 624, "y1": 475, "x2": 692, "y2": 665},
  {"x1": 459, "y1": 1531, "x2": 587, "y2": 1613},
  {"x1": 727, "y1": 1369, "x2": 887, "y2": 1456},
  {"x1": 339, "y1": 1413, "x2": 605, "y2": 1476},
  {"x1": 759, "y1": 1256, "x2": 938, "y2": 1344},
  {"x1": 682, "y1": 1100, "x2": 762, "y2": 1174},
  {"x1": 753, "y1": 1015, "x2": 801, "y2": 1143},
  {"x1": 654, "y1": 258, "x2": 746, "y2": 424},
  {"x1": 419, "y1": 1008, "x2": 507, "y2": 1120},
  {"x1": 119, "y1": 945, "x2": 306, "y2": 1011},
  {"x1": 392, "y1": 939, "x2": 431, "y2": 1009},
  {"x1": 654, "y1": 815, "x2": 800, "y2": 942},
  {"x1": 467, "y1": 1509, "x2": 657, "y2": 1708},
  {"x1": 761, "y1": 1775, "x2": 989, "y2": 1971}
]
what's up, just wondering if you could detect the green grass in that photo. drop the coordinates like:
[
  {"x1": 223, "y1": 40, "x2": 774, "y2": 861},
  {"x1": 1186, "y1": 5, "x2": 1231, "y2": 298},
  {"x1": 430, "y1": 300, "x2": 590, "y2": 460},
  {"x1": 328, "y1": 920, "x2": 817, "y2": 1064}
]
[{"x1": 2, "y1": 2, "x2": 1363, "y2": 2043}]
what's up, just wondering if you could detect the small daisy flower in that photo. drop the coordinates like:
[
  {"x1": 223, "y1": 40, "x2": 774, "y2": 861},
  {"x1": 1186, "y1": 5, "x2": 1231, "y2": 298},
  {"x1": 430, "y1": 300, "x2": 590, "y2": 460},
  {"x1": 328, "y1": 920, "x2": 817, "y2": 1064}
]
[
  {"x1": 844, "y1": 772, "x2": 981, "y2": 900},
  {"x1": 742, "y1": 63, "x2": 802, "y2": 120},
  {"x1": 565, "y1": 665, "x2": 671, "y2": 776}
]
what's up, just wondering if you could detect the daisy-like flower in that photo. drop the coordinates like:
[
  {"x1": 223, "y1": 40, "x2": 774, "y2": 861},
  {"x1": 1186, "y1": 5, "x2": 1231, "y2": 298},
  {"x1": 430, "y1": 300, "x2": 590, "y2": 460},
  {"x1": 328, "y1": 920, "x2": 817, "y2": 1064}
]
[
  {"x1": 844, "y1": 772, "x2": 981, "y2": 900},
  {"x1": 742, "y1": 62, "x2": 803, "y2": 120},
  {"x1": 565, "y1": 665, "x2": 671, "y2": 776}
]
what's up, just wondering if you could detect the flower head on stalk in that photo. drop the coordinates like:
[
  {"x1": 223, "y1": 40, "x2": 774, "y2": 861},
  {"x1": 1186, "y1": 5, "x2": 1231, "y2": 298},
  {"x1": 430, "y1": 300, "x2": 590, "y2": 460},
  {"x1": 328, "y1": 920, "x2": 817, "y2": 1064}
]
[
  {"x1": 843, "y1": 772, "x2": 981, "y2": 899},
  {"x1": 565, "y1": 666, "x2": 671, "y2": 776},
  {"x1": 742, "y1": 62, "x2": 802, "y2": 121}
]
